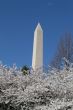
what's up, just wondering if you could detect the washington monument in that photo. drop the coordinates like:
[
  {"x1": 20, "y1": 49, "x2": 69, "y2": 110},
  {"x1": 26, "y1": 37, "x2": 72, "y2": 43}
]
[{"x1": 32, "y1": 23, "x2": 43, "y2": 71}]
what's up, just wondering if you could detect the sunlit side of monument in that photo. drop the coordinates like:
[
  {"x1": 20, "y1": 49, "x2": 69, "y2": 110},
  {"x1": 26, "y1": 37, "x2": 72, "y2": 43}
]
[{"x1": 32, "y1": 23, "x2": 43, "y2": 71}]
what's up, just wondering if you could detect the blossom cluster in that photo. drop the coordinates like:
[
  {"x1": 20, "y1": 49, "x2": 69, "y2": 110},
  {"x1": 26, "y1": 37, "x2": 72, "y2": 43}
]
[{"x1": 0, "y1": 63, "x2": 73, "y2": 110}]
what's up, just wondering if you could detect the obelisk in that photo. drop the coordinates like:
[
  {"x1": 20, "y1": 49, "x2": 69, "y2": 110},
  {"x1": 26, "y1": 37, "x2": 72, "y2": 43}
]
[{"x1": 32, "y1": 23, "x2": 43, "y2": 71}]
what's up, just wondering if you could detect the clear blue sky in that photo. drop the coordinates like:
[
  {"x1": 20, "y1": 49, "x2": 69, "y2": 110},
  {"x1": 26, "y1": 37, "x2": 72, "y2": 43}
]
[{"x1": 0, "y1": 0, "x2": 73, "y2": 67}]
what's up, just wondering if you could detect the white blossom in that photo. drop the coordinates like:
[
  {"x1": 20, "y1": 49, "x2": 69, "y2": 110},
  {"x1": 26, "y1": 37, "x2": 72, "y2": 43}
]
[{"x1": 0, "y1": 62, "x2": 73, "y2": 110}]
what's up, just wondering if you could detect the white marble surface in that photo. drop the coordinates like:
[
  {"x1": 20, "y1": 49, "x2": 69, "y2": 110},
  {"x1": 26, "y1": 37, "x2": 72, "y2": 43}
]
[{"x1": 32, "y1": 23, "x2": 43, "y2": 71}]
